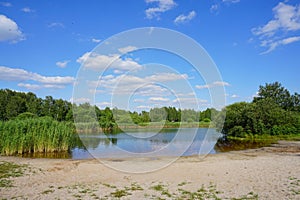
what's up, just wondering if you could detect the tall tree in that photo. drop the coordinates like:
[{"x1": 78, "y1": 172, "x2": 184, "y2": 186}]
[{"x1": 254, "y1": 82, "x2": 293, "y2": 110}]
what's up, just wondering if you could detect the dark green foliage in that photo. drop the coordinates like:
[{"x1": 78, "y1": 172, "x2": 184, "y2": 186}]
[
  {"x1": 0, "y1": 117, "x2": 78, "y2": 155},
  {"x1": 222, "y1": 82, "x2": 300, "y2": 138},
  {"x1": 254, "y1": 82, "x2": 300, "y2": 111},
  {"x1": 0, "y1": 89, "x2": 72, "y2": 121},
  {"x1": 16, "y1": 112, "x2": 38, "y2": 120}
]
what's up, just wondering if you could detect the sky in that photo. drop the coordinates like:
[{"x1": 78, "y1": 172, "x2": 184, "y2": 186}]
[{"x1": 0, "y1": 0, "x2": 300, "y2": 111}]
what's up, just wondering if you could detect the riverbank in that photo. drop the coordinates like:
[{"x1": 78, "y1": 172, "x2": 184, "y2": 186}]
[{"x1": 0, "y1": 141, "x2": 300, "y2": 199}]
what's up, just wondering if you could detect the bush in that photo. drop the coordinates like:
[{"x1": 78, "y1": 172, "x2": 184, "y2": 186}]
[{"x1": 228, "y1": 126, "x2": 246, "y2": 138}]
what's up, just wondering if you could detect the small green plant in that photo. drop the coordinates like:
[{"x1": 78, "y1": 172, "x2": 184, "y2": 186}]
[
  {"x1": 102, "y1": 183, "x2": 117, "y2": 188},
  {"x1": 150, "y1": 183, "x2": 172, "y2": 198},
  {"x1": 126, "y1": 182, "x2": 143, "y2": 191},
  {"x1": 178, "y1": 181, "x2": 188, "y2": 186},
  {"x1": 110, "y1": 189, "x2": 132, "y2": 198},
  {"x1": 151, "y1": 184, "x2": 165, "y2": 192}
]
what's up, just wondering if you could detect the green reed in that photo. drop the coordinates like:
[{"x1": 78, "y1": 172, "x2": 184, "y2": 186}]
[{"x1": 0, "y1": 117, "x2": 78, "y2": 155}]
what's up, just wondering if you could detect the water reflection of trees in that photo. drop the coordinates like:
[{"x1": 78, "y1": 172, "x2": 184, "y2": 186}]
[
  {"x1": 214, "y1": 137, "x2": 273, "y2": 152},
  {"x1": 80, "y1": 136, "x2": 118, "y2": 149}
]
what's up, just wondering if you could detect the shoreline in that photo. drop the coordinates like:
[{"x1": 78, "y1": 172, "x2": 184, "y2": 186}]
[{"x1": 0, "y1": 140, "x2": 300, "y2": 199}]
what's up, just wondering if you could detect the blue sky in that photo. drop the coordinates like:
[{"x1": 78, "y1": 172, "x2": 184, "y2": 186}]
[{"x1": 0, "y1": 0, "x2": 299, "y2": 111}]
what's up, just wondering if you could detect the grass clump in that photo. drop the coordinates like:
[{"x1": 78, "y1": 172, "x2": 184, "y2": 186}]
[
  {"x1": 0, "y1": 161, "x2": 27, "y2": 187},
  {"x1": 110, "y1": 189, "x2": 132, "y2": 198},
  {"x1": 0, "y1": 117, "x2": 79, "y2": 155},
  {"x1": 150, "y1": 183, "x2": 172, "y2": 198}
]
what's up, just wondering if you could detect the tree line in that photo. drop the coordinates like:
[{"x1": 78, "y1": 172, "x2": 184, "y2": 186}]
[{"x1": 0, "y1": 89, "x2": 217, "y2": 130}]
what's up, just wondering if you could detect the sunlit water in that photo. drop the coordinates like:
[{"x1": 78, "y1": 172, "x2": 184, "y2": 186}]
[{"x1": 72, "y1": 128, "x2": 222, "y2": 159}]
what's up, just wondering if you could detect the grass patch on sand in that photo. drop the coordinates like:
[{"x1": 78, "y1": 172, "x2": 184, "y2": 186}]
[{"x1": 0, "y1": 161, "x2": 27, "y2": 187}]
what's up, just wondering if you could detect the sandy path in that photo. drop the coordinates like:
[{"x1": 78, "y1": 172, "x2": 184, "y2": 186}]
[{"x1": 0, "y1": 141, "x2": 300, "y2": 199}]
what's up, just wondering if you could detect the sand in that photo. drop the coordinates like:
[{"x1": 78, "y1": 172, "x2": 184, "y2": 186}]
[{"x1": 0, "y1": 141, "x2": 300, "y2": 200}]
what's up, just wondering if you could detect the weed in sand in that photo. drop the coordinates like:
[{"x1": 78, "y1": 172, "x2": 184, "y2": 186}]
[
  {"x1": 0, "y1": 161, "x2": 27, "y2": 187},
  {"x1": 110, "y1": 189, "x2": 132, "y2": 198}
]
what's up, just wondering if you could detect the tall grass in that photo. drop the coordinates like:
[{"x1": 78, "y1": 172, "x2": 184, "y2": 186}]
[{"x1": 0, "y1": 117, "x2": 78, "y2": 155}]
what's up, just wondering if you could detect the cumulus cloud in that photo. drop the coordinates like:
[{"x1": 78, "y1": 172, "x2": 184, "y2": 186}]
[
  {"x1": 210, "y1": 4, "x2": 219, "y2": 13},
  {"x1": 77, "y1": 52, "x2": 143, "y2": 72},
  {"x1": 149, "y1": 97, "x2": 170, "y2": 102},
  {"x1": 96, "y1": 101, "x2": 113, "y2": 108},
  {"x1": 260, "y1": 36, "x2": 300, "y2": 54},
  {"x1": 21, "y1": 7, "x2": 34, "y2": 13},
  {"x1": 231, "y1": 94, "x2": 239, "y2": 98},
  {"x1": 91, "y1": 38, "x2": 101, "y2": 43},
  {"x1": 145, "y1": 0, "x2": 177, "y2": 19},
  {"x1": 173, "y1": 97, "x2": 207, "y2": 104},
  {"x1": 174, "y1": 11, "x2": 196, "y2": 24},
  {"x1": 133, "y1": 99, "x2": 145, "y2": 103},
  {"x1": 70, "y1": 97, "x2": 91, "y2": 104},
  {"x1": 136, "y1": 105, "x2": 151, "y2": 109},
  {"x1": 91, "y1": 72, "x2": 188, "y2": 97},
  {"x1": 56, "y1": 60, "x2": 70, "y2": 68},
  {"x1": 48, "y1": 22, "x2": 64, "y2": 28},
  {"x1": 118, "y1": 46, "x2": 138, "y2": 54},
  {"x1": 252, "y1": 2, "x2": 300, "y2": 53},
  {"x1": 195, "y1": 81, "x2": 230, "y2": 89},
  {"x1": 0, "y1": 15, "x2": 24, "y2": 43},
  {"x1": 0, "y1": 66, "x2": 74, "y2": 90},
  {"x1": 222, "y1": 0, "x2": 240, "y2": 3}
]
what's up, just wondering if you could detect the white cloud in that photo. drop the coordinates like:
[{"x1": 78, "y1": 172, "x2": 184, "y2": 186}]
[
  {"x1": 146, "y1": 73, "x2": 188, "y2": 82},
  {"x1": 70, "y1": 97, "x2": 91, "y2": 104},
  {"x1": 172, "y1": 97, "x2": 209, "y2": 109},
  {"x1": 0, "y1": 2, "x2": 12, "y2": 7},
  {"x1": 136, "y1": 105, "x2": 151, "y2": 109},
  {"x1": 231, "y1": 94, "x2": 239, "y2": 98},
  {"x1": 174, "y1": 11, "x2": 196, "y2": 24},
  {"x1": 149, "y1": 97, "x2": 169, "y2": 102},
  {"x1": 173, "y1": 97, "x2": 207, "y2": 104},
  {"x1": 96, "y1": 101, "x2": 113, "y2": 108},
  {"x1": 93, "y1": 72, "x2": 188, "y2": 97},
  {"x1": 135, "y1": 84, "x2": 169, "y2": 97},
  {"x1": 77, "y1": 52, "x2": 143, "y2": 72},
  {"x1": 0, "y1": 66, "x2": 74, "y2": 89},
  {"x1": 18, "y1": 83, "x2": 65, "y2": 90},
  {"x1": 118, "y1": 46, "x2": 138, "y2": 54},
  {"x1": 92, "y1": 38, "x2": 101, "y2": 43},
  {"x1": 21, "y1": 7, "x2": 34, "y2": 13},
  {"x1": 133, "y1": 99, "x2": 145, "y2": 103},
  {"x1": 253, "y1": 3, "x2": 300, "y2": 37},
  {"x1": 252, "y1": 2, "x2": 300, "y2": 53},
  {"x1": 48, "y1": 22, "x2": 64, "y2": 28},
  {"x1": 210, "y1": 4, "x2": 219, "y2": 13},
  {"x1": 195, "y1": 81, "x2": 230, "y2": 89},
  {"x1": 145, "y1": 0, "x2": 177, "y2": 19},
  {"x1": 0, "y1": 15, "x2": 24, "y2": 43},
  {"x1": 56, "y1": 60, "x2": 70, "y2": 68},
  {"x1": 222, "y1": 0, "x2": 240, "y2": 3},
  {"x1": 260, "y1": 36, "x2": 300, "y2": 54},
  {"x1": 17, "y1": 83, "x2": 41, "y2": 90}
]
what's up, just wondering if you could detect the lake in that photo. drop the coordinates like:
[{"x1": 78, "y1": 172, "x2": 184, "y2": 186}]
[{"x1": 72, "y1": 128, "x2": 222, "y2": 159}]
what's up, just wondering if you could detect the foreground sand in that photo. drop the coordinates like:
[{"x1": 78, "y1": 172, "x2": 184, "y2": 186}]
[{"x1": 1, "y1": 141, "x2": 300, "y2": 200}]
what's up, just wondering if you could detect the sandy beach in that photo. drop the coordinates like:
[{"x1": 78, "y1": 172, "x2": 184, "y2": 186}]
[{"x1": 1, "y1": 141, "x2": 300, "y2": 200}]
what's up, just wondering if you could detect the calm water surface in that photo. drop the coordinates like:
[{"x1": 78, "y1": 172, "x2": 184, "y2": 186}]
[{"x1": 72, "y1": 128, "x2": 222, "y2": 159}]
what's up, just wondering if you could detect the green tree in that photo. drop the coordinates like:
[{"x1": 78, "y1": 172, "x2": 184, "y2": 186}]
[
  {"x1": 254, "y1": 82, "x2": 293, "y2": 110},
  {"x1": 6, "y1": 96, "x2": 26, "y2": 119}
]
